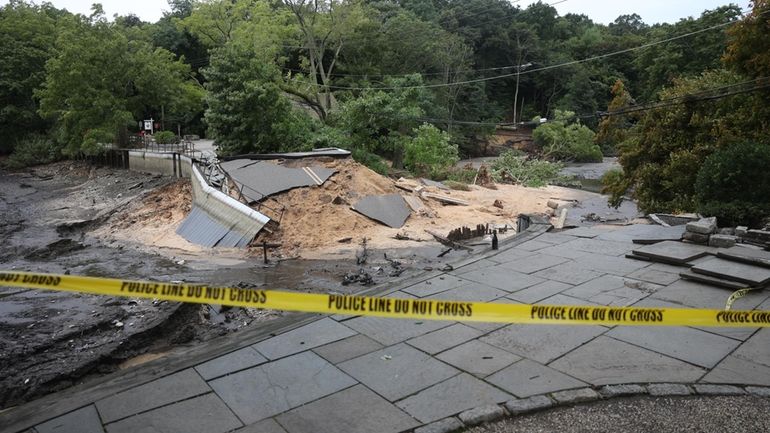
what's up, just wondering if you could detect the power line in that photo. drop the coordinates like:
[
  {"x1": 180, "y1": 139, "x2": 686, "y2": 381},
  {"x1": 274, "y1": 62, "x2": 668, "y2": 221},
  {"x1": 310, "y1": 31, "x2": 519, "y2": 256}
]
[
  {"x1": 289, "y1": 9, "x2": 749, "y2": 91},
  {"x1": 417, "y1": 77, "x2": 770, "y2": 126}
]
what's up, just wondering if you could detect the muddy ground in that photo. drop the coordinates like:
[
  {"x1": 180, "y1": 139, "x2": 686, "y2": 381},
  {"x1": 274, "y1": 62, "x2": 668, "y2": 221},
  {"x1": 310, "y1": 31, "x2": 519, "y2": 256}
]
[{"x1": 0, "y1": 162, "x2": 461, "y2": 409}]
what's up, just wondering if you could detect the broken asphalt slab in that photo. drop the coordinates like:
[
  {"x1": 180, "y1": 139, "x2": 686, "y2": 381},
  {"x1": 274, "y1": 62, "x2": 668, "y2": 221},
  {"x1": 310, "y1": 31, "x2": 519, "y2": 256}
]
[{"x1": 351, "y1": 194, "x2": 411, "y2": 228}]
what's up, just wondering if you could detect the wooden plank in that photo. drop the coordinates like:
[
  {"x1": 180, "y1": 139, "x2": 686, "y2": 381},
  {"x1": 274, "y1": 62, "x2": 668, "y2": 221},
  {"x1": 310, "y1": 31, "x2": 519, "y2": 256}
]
[{"x1": 421, "y1": 192, "x2": 469, "y2": 206}]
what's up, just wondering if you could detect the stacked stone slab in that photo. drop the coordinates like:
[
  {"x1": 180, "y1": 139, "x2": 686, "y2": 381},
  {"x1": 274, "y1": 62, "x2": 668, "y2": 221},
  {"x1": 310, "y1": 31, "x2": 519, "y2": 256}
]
[{"x1": 684, "y1": 217, "x2": 737, "y2": 248}]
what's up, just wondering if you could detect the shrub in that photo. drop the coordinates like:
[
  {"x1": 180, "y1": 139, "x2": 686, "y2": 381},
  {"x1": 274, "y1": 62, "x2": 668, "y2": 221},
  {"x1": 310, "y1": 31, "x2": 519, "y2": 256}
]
[
  {"x1": 533, "y1": 110, "x2": 603, "y2": 162},
  {"x1": 154, "y1": 130, "x2": 176, "y2": 144},
  {"x1": 490, "y1": 150, "x2": 566, "y2": 188},
  {"x1": 351, "y1": 148, "x2": 389, "y2": 175},
  {"x1": 4, "y1": 135, "x2": 62, "y2": 169},
  {"x1": 403, "y1": 124, "x2": 459, "y2": 179},
  {"x1": 695, "y1": 142, "x2": 770, "y2": 227}
]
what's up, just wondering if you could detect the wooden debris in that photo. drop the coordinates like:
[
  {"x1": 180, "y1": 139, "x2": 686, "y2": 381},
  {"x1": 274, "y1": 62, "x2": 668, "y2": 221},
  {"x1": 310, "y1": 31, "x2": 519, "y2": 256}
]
[
  {"x1": 425, "y1": 230, "x2": 473, "y2": 251},
  {"x1": 448, "y1": 224, "x2": 491, "y2": 242},
  {"x1": 554, "y1": 208, "x2": 568, "y2": 230},
  {"x1": 422, "y1": 192, "x2": 469, "y2": 206}
]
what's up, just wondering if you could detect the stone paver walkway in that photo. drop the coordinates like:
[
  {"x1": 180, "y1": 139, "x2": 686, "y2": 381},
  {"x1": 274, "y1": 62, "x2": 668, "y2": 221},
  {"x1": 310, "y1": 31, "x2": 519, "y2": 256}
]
[{"x1": 4, "y1": 224, "x2": 770, "y2": 433}]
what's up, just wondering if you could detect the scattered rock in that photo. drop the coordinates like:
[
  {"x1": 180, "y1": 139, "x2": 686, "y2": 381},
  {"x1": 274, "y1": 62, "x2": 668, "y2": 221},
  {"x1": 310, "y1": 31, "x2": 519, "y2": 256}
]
[
  {"x1": 459, "y1": 404, "x2": 505, "y2": 426},
  {"x1": 718, "y1": 227, "x2": 736, "y2": 235},
  {"x1": 736, "y1": 226, "x2": 749, "y2": 236},
  {"x1": 493, "y1": 199, "x2": 504, "y2": 209},
  {"x1": 331, "y1": 195, "x2": 348, "y2": 205},
  {"x1": 683, "y1": 231, "x2": 710, "y2": 244},
  {"x1": 686, "y1": 217, "x2": 717, "y2": 235},
  {"x1": 337, "y1": 237, "x2": 353, "y2": 243},
  {"x1": 709, "y1": 234, "x2": 737, "y2": 248},
  {"x1": 341, "y1": 270, "x2": 374, "y2": 286}
]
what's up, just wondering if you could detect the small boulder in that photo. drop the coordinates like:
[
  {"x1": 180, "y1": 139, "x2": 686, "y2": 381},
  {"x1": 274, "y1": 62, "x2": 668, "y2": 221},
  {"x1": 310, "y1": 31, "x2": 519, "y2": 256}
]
[
  {"x1": 686, "y1": 217, "x2": 717, "y2": 235},
  {"x1": 709, "y1": 234, "x2": 738, "y2": 248}
]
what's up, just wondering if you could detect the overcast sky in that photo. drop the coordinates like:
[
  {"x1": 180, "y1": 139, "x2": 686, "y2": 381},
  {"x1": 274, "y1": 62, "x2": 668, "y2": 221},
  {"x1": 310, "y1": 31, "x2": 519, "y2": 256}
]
[{"x1": 2, "y1": 0, "x2": 751, "y2": 24}]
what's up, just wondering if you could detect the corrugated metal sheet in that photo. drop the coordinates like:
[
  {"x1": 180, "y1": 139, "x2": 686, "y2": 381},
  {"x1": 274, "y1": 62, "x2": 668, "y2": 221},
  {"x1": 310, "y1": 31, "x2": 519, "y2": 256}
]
[
  {"x1": 176, "y1": 206, "x2": 260, "y2": 248},
  {"x1": 222, "y1": 161, "x2": 337, "y2": 201}
]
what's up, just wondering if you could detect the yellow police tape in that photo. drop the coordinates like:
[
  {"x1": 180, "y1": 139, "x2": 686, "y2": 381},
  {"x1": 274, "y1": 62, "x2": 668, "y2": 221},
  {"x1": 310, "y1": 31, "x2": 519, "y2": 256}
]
[{"x1": 1, "y1": 271, "x2": 768, "y2": 327}]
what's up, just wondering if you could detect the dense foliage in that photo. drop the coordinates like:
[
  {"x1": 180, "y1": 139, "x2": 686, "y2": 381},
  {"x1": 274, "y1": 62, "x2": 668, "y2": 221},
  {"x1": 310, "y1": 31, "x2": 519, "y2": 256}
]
[
  {"x1": 0, "y1": 0, "x2": 763, "y2": 189},
  {"x1": 604, "y1": 1, "x2": 770, "y2": 221},
  {"x1": 694, "y1": 142, "x2": 770, "y2": 227}
]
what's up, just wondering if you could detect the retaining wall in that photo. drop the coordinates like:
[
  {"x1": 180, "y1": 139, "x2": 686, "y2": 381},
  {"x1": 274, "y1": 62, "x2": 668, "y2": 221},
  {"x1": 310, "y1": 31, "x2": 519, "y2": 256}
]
[{"x1": 126, "y1": 151, "x2": 269, "y2": 247}]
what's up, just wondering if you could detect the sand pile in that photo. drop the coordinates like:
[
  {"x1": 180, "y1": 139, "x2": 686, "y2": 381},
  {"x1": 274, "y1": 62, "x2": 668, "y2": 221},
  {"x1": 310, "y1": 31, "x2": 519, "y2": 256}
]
[{"x1": 252, "y1": 157, "x2": 551, "y2": 259}]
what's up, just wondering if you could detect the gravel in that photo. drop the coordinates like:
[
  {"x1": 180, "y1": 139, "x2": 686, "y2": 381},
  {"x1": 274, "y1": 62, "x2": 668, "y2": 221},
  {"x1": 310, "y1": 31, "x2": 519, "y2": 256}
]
[{"x1": 464, "y1": 396, "x2": 770, "y2": 433}]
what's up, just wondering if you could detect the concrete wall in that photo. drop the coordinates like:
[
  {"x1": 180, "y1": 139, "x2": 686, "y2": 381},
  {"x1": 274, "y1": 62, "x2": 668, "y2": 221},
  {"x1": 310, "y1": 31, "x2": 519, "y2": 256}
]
[
  {"x1": 189, "y1": 164, "x2": 270, "y2": 237},
  {"x1": 128, "y1": 151, "x2": 187, "y2": 177},
  {"x1": 127, "y1": 151, "x2": 270, "y2": 247}
]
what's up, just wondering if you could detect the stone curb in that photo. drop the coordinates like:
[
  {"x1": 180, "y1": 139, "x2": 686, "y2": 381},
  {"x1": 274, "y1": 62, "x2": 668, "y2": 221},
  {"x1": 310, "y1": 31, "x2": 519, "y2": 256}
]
[{"x1": 406, "y1": 384, "x2": 770, "y2": 432}]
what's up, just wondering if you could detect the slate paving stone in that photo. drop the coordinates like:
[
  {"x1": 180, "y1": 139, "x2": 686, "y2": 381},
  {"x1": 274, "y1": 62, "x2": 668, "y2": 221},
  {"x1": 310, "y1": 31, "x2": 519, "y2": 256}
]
[
  {"x1": 488, "y1": 248, "x2": 536, "y2": 264},
  {"x1": 407, "y1": 324, "x2": 483, "y2": 355},
  {"x1": 691, "y1": 257, "x2": 770, "y2": 286},
  {"x1": 624, "y1": 268, "x2": 680, "y2": 286},
  {"x1": 651, "y1": 280, "x2": 767, "y2": 311},
  {"x1": 536, "y1": 233, "x2": 580, "y2": 245},
  {"x1": 344, "y1": 316, "x2": 453, "y2": 346},
  {"x1": 486, "y1": 359, "x2": 586, "y2": 398},
  {"x1": 730, "y1": 328, "x2": 770, "y2": 368},
  {"x1": 717, "y1": 247, "x2": 770, "y2": 268},
  {"x1": 275, "y1": 385, "x2": 418, "y2": 433},
  {"x1": 631, "y1": 297, "x2": 758, "y2": 341},
  {"x1": 338, "y1": 343, "x2": 458, "y2": 401},
  {"x1": 515, "y1": 240, "x2": 552, "y2": 252},
  {"x1": 701, "y1": 355, "x2": 770, "y2": 386},
  {"x1": 533, "y1": 263, "x2": 603, "y2": 285},
  {"x1": 404, "y1": 275, "x2": 472, "y2": 298},
  {"x1": 536, "y1": 244, "x2": 591, "y2": 260},
  {"x1": 234, "y1": 419, "x2": 287, "y2": 433},
  {"x1": 563, "y1": 238, "x2": 633, "y2": 257},
  {"x1": 195, "y1": 347, "x2": 268, "y2": 380},
  {"x1": 595, "y1": 224, "x2": 684, "y2": 244},
  {"x1": 536, "y1": 294, "x2": 599, "y2": 306},
  {"x1": 463, "y1": 320, "x2": 508, "y2": 333},
  {"x1": 96, "y1": 369, "x2": 211, "y2": 423},
  {"x1": 562, "y1": 275, "x2": 660, "y2": 306},
  {"x1": 104, "y1": 393, "x2": 242, "y2": 433},
  {"x1": 36, "y1": 405, "x2": 104, "y2": 433},
  {"x1": 481, "y1": 324, "x2": 606, "y2": 364},
  {"x1": 606, "y1": 325, "x2": 740, "y2": 368},
  {"x1": 397, "y1": 373, "x2": 512, "y2": 423},
  {"x1": 436, "y1": 340, "x2": 521, "y2": 378},
  {"x1": 571, "y1": 254, "x2": 648, "y2": 276},
  {"x1": 561, "y1": 226, "x2": 605, "y2": 238},
  {"x1": 506, "y1": 280, "x2": 573, "y2": 304},
  {"x1": 430, "y1": 283, "x2": 508, "y2": 303},
  {"x1": 313, "y1": 334, "x2": 384, "y2": 364},
  {"x1": 496, "y1": 254, "x2": 570, "y2": 274},
  {"x1": 252, "y1": 318, "x2": 357, "y2": 360},
  {"x1": 451, "y1": 259, "x2": 500, "y2": 275},
  {"x1": 209, "y1": 351, "x2": 357, "y2": 424},
  {"x1": 460, "y1": 267, "x2": 545, "y2": 292},
  {"x1": 632, "y1": 241, "x2": 712, "y2": 264},
  {"x1": 549, "y1": 336, "x2": 704, "y2": 386},
  {"x1": 384, "y1": 290, "x2": 418, "y2": 299}
]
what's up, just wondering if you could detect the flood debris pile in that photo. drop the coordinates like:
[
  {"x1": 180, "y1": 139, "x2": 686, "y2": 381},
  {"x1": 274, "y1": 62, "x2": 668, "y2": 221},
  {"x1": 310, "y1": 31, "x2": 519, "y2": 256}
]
[{"x1": 625, "y1": 216, "x2": 770, "y2": 291}]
